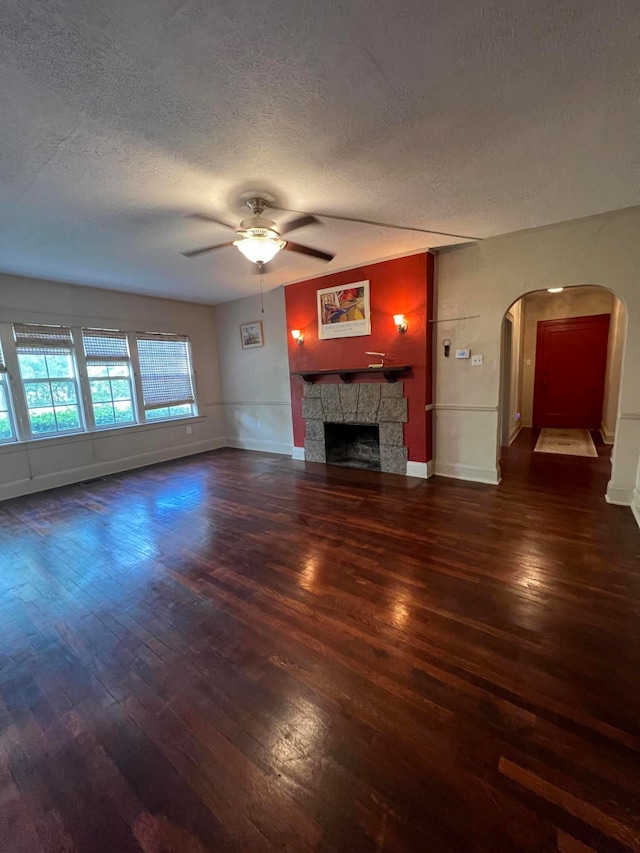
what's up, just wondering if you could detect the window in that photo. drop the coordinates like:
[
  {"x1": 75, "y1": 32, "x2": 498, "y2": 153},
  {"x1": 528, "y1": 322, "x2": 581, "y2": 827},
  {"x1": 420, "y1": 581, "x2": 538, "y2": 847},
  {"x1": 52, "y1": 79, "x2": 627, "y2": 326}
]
[
  {"x1": 14, "y1": 324, "x2": 84, "y2": 436},
  {"x1": 0, "y1": 343, "x2": 16, "y2": 443},
  {"x1": 83, "y1": 329, "x2": 136, "y2": 428},
  {"x1": 1, "y1": 323, "x2": 198, "y2": 444},
  {"x1": 136, "y1": 333, "x2": 195, "y2": 421}
]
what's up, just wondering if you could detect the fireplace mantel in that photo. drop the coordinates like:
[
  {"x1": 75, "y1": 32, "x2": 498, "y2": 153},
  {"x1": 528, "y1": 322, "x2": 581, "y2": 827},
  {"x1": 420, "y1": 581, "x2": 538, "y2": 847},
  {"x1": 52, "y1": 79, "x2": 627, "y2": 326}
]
[{"x1": 291, "y1": 365, "x2": 411, "y2": 384}]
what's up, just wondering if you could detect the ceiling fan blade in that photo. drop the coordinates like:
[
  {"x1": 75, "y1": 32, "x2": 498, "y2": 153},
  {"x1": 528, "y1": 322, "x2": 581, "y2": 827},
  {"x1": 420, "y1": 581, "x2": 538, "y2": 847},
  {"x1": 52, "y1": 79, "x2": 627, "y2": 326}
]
[
  {"x1": 276, "y1": 207, "x2": 481, "y2": 242},
  {"x1": 278, "y1": 213, "x2": 320, "y2": 235},
  {"x1": 181, "y1": 241, "x2": 234, "y2": 258},
  {"x1": 185, "y1": 213, "x2": 236, "y2": 230},
  {"x1": 284, "y1": 241, "x2": 334, "y2": 262}
]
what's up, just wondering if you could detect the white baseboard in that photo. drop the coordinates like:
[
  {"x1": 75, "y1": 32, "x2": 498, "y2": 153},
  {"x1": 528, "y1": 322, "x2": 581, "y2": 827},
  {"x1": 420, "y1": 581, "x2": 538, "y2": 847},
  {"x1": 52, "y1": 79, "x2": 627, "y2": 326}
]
[
  {"x1": 434, "y1": 461, "x2": 501, "y2": 485},
  {"x1": 406, "y1": 461, "x2": 431, "y2": 479},
  {"x1": 291, "y1": 447, "x2": 434, "y2": 479},
  {"x1": 600, "y1": 423, "x2": 616, "y2": 444},
  {"x1": 508, "y1": 425, "x2": 522, "y2": 445},
  {"x1": 0, "y1": 437, "x2": 226, "y2": 503},
  {"x1": 605, "y1": 482, "x2": 634, "y2": 506},
  {"x1": 631, "y1": 489, "x2": 640, "y2": 529},
  {"x1": 225, "y1": 437, "x2": 293, "y2": 456}
]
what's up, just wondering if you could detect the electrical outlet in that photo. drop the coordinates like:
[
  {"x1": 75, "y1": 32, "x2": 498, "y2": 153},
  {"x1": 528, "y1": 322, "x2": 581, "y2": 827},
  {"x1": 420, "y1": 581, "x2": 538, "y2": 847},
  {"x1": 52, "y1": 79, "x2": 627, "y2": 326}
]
[
  {"x1": 471, "y1": 354, "x2": 483, "y2": 366},
  {"x1": 186, "y1": 426, "x2": 192, "y2": 434}
]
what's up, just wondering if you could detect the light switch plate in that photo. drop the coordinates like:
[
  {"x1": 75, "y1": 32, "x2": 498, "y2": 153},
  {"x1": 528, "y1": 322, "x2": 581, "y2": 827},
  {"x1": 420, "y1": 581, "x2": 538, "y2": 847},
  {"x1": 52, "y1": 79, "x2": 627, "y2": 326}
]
[
  {"x1": 455, "y1": 349, "x2": 470, "y2": 359},
  {"x1": 471, "y1": 354, "x2": 483, "y2": 366}
]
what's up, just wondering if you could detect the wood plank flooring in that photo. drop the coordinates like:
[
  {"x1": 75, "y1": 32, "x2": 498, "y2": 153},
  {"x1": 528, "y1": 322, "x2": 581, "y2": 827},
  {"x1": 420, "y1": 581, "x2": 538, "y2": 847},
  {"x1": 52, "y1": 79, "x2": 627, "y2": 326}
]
[{"x1": 0, "y1": 431, "x2": 638, "y2": 852}]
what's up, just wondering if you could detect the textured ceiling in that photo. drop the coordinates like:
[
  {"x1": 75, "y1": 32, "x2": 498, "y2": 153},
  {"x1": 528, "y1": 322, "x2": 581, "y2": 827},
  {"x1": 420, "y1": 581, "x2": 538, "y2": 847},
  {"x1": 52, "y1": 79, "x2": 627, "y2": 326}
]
[{"x1": 0, "y1": 0, "x2": 638, "y2": 304}]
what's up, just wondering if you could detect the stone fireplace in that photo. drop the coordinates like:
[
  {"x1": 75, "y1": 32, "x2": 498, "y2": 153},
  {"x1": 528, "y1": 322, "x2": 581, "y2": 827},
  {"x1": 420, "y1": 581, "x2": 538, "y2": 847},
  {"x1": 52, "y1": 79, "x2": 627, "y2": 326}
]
[
  {"x1": 325, "y1": 422, "x2": 381, "y2": 470},
  {"x1": 301, "y1": 382, "x2": 408, "y2": 474}
]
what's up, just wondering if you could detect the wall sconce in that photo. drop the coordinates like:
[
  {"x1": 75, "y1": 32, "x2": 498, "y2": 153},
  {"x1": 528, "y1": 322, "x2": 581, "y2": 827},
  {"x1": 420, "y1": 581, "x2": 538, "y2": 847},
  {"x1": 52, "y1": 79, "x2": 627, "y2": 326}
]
[
  {"x1": 393, "y1": 314, "x2": 408, "y2": 333},
  {"x1": 291, "y1": 329, "x2": 304, "y2": 345}
]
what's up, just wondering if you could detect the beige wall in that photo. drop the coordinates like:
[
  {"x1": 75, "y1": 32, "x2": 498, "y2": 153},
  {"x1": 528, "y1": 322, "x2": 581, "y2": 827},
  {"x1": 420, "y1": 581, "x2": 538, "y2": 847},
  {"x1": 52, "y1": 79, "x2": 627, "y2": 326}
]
[
  {"x1": 214, "y1": 286, "x2": 293, "y2": 454},
  {"x1": 602, "y1": 298, "x2": 626, "y2": 443},
  {"x1": 434, "y1": 205, "x2": 640, "y2": 514},
  {"x1": 632, "y1": 455, "x2": 640, "y2": 527},
  {"x1": 0, "y1": 273, "x2": 225, "y2": 500},
  {"x1": 503, "y1": 298, "x2": 523, "y2": 442},
  {"x1": 517, "y1": 286, "x2": 614, "y2": 428}
]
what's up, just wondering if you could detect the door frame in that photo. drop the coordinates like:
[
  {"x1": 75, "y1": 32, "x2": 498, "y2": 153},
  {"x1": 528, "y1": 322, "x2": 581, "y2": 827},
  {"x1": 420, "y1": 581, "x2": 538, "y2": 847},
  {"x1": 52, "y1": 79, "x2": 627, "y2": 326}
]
[
  {"x1": 499, "y1": 315, "x2": 513, "y2": 446},
  {"x1": 532, "y1": 313, "x2": 610, "y2": 429}
]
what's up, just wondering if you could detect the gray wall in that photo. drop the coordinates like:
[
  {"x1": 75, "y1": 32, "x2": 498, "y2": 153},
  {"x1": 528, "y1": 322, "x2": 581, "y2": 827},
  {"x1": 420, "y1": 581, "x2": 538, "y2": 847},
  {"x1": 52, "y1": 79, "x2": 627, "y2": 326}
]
[
  {"x1": 214, "y1": 286, "x2": 293, "y2": 455},
  {"x1": 0, "y1": 273, "x2": 225, "y2": 500}
]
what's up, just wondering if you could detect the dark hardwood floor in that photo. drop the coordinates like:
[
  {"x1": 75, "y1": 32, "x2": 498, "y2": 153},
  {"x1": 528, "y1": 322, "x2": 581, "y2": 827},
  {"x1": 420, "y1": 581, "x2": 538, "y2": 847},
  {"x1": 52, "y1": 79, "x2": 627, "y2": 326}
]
[{"x1": 0, "y1": 434, "x2": 638, "y2": 852}]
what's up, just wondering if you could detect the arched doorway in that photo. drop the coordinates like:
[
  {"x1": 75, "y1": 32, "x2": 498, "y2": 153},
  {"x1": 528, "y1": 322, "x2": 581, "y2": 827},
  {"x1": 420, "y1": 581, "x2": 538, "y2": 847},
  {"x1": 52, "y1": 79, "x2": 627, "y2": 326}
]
[{"x1": 497, "y1": 285, "x2": 627, "y2": 489}]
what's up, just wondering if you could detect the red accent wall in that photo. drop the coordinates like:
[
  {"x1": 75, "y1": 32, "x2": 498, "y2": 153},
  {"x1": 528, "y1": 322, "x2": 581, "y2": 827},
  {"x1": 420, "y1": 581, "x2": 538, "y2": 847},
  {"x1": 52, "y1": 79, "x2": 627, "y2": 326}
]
[{"x1": 284, "y1": 252, "x2": 434, "y2": 463}]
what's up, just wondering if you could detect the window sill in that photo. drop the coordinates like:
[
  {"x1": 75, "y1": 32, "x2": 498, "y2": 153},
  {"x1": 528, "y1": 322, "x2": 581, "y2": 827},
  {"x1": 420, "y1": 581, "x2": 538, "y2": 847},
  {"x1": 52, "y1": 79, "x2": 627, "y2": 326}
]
[{"x1": 0, "y1": 415, "x2": 206, "y2": 454}]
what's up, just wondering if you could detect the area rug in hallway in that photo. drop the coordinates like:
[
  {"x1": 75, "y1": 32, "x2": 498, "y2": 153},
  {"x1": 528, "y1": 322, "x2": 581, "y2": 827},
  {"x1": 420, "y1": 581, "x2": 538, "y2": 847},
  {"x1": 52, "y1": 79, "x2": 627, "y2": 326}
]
[{"x1": 534, "y1": 428, "x2": 598, "y2": 457}]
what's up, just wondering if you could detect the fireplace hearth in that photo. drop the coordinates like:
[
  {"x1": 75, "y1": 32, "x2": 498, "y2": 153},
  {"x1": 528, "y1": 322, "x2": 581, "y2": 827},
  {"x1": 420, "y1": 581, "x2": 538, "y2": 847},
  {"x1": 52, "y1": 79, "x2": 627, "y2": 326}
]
[{"x1": 324, "y1": 422, "x2": 380, "y2": 470}]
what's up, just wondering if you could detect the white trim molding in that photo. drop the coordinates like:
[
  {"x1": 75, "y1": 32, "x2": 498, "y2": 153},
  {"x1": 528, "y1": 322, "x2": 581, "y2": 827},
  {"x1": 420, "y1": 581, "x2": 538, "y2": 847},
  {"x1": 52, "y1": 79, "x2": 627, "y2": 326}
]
[
  {"x1": 291, "y1": 446, "x2": 305, "y2": 461},
  {"x1": 406, "y1": 460, "x2": 432, "y2": 479},
  {"x1": 0, "y1": 437, "x2": 226, "y2": 503},
  {"x1": 600, "y1": 425, "x2": 615, "y2": 445},
  {"x1": 631, "y1": 488, "x2": 640, "y2": 529},
  {"x1": 508, "y1": 425, "x2": 522, "y2": 445},
  {"x1": 434, "y1": 461, "x2": 501, "y2": 485},
  {"x1": 225, "y1": 437, "x2": 292, "y2": 455},
  {"x1": 222, "y1": 400, "x2": 291, "y2": 407},
  {"x1": 435, "y1": 404, "x2": 498, "y2": 412},
  {"x1": 605, "y1": 484, "x2": 634, "y2": 506}
]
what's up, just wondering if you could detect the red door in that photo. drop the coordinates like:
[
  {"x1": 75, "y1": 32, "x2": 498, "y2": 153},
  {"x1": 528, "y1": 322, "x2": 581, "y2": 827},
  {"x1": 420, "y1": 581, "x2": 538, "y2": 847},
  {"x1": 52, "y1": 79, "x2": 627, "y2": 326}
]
[{"x1": 533, "y1": 313, "x2": 610, "y2": 429}]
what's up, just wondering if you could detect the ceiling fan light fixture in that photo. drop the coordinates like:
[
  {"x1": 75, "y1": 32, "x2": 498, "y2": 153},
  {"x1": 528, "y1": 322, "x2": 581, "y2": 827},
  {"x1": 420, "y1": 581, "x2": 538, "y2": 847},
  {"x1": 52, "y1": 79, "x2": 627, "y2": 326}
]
[{"x1": 233, "y1": 226, "x2": 286, "y2": 265}]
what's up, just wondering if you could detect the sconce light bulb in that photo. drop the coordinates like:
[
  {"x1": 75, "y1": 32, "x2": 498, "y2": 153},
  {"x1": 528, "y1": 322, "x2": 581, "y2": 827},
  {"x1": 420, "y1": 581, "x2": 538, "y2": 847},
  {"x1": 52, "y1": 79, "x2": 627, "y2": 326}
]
[
  {"x1": 393, "y1": 314, "x2": 408, "y2": 333},
  {"x1": 291, "y1": 330, "x2": 304, "y2": 345}
]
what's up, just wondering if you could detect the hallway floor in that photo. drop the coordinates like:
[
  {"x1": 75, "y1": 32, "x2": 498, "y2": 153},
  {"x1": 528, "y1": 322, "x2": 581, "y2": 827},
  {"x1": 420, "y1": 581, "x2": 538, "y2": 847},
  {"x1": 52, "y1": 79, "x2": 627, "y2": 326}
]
[{"x1": 0, "y1": 445, "x2": 638, "y2": 852}]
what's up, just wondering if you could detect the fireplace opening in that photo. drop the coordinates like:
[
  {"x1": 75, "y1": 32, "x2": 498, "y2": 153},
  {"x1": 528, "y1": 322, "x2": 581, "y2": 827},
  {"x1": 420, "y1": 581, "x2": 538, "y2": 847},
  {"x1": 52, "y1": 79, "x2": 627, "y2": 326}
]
[{"x1": 324, "y1": 422, "x2": 381, "y2": 470}]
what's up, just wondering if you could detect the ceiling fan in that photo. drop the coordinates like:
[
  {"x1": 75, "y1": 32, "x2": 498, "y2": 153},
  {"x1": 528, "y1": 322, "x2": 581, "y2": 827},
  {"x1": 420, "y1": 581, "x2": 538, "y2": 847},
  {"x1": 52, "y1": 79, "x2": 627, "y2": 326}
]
[
  {"x1": 181, "y1": 197, "x2": 334, "y2": 269},
  {"x1": 181, "y1": 196, "x2": 482, "y2": 270}
]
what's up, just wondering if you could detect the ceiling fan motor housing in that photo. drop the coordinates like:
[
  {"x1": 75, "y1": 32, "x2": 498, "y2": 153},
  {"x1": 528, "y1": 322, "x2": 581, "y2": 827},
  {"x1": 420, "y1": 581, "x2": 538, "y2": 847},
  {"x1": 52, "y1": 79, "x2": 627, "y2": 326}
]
[{"x1": 237, "y1": 216, "x2": 282, "y2": 240}]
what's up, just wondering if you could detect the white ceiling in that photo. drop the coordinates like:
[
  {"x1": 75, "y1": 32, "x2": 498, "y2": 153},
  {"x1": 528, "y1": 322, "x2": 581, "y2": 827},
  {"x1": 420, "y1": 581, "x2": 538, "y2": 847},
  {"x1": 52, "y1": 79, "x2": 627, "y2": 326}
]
[{"x1": 0, "y1": 0, "x2": 638, "y2": 304}]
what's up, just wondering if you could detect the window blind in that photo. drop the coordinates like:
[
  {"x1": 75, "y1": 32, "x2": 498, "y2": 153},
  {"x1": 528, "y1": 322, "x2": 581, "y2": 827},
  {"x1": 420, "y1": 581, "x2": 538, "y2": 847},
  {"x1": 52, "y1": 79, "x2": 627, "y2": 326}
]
[
  {"x1": 14, "y1": 323, "x2": 74, "y2": 354},
  {"x1": 83, "y1": 329, "x2": 129, "y2": 361},
  {"x1": 136, "y1": 333, "x2": 195, "y2": 409}
]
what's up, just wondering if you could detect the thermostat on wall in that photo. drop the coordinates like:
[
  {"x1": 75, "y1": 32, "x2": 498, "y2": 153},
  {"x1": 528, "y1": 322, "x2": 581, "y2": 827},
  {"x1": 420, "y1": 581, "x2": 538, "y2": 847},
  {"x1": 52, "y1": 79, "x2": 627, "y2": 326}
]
[{"x1": 455, "y1": 349, "x2": 470, "y2": 359}]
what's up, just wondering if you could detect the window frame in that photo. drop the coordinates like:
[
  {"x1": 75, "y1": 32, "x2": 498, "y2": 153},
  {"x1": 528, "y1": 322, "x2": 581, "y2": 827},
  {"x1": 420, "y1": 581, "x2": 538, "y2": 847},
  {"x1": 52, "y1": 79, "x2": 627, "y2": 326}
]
[
  {"x1": 133, "y1": 332, "x2": 198, "y2": 423},
  {"x1": 0, "y1": 342, "x2": 17, "y2": 445},
  {"x1": 81, "y1": 328, "x2": 138, "y2": 431},
  {"x1": 0, "y1": 322, "x2": 199, "y2": 446},
  {"x1": 14, "y1": 325, "x2": 86, "y2": 440}
]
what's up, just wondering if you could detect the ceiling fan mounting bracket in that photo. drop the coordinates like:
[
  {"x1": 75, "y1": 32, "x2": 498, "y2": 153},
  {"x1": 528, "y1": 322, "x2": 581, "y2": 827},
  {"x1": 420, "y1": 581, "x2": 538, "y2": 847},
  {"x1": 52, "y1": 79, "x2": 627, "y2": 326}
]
[{"x1": 246, "y1": 197, "x2": 270, "y2": 217}]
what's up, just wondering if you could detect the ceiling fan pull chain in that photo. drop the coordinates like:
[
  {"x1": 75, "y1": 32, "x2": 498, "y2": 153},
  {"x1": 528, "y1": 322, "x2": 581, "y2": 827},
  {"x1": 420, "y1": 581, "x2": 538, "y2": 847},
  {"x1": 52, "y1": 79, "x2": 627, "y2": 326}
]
[{"x1": 259, "y1": 263, "x2": 265, "y2": 313}]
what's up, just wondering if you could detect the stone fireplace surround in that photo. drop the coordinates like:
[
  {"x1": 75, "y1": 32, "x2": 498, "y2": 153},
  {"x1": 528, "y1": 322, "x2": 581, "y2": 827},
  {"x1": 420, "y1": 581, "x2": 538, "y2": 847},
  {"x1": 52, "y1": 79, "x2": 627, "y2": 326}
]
[{"x1": 301, "y1": 382, "x2": 408, "y2": 474}]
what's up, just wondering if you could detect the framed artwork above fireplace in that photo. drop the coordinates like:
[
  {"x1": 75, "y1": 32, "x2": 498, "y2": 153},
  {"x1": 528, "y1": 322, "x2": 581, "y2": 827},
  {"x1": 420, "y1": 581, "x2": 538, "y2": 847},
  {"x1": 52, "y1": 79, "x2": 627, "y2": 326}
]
[{"x1": 317, "y1": 280, "x2": 371, "y2": 340}]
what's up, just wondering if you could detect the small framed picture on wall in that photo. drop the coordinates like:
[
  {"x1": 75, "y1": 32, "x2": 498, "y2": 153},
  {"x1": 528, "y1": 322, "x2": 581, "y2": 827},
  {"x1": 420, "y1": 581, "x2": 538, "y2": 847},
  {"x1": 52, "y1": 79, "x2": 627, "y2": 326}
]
[{"x1": 240, "y1": 321, "x2": 264, "y2": 349}]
